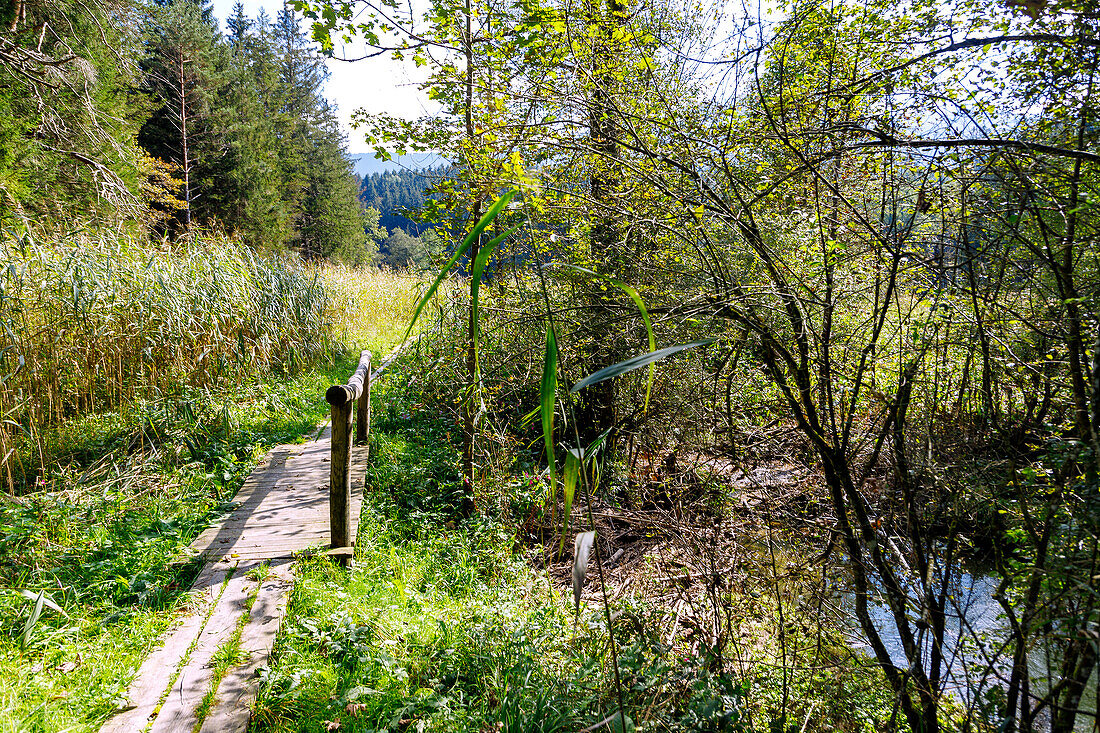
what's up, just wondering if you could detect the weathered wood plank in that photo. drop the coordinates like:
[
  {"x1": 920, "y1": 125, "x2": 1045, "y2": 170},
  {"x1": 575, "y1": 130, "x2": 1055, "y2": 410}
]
[
  {"x1": 329, "y1": 401, "x2": 353, "y2": 549},
  {"x1": 356, "y1": 355, "x2": 372, "y2": 445},
  {"x1": 108, "y1": 350, "x2": 384, "y2": 731},
  {"x1": 98, "y1": 564, "x2": 230, "y2": 733},
  {"x1": 188, "y1": 426, "x2": 366, "y2": 562},
  {"x1": 149, "y1": 563, "x2": 260, "y2": 733},
  {"x1": 198, "y1": 562, "x2": 294, "y2": 733}
]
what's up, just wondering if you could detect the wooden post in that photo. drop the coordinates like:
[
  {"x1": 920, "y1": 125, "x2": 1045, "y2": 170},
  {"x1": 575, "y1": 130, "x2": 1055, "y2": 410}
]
[
  {"x1": 325, "y1": 351, "x2": 372, "y2": 557},
  {"x1": 328, "y1": 398, "x2": 353, "y2": 550}
]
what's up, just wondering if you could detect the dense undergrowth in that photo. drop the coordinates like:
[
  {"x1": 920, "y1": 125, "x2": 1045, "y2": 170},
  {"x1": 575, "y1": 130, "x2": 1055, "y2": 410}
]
[
  {"x1": 0, "y1": 226, "x2": 422, "y2": 732},
  {"x1": 252, "y1": 347, "x2": 898, "y2": 733},
  {"x1": 1, "y1": 229, "x2": 331, "y2": 489},
  {"x1": 0, "y1": 371, "x2": 337, "y2": 732}
]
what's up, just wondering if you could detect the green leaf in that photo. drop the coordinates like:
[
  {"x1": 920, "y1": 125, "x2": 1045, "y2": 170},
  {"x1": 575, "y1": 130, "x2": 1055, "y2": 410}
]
[
  {"x1": 401, "y1": 190, "x2": 515, "y2": 343},
  {"x1": 555, "y1": 264, "x2": 656, "y2": 408},
  {"x1": 559, "y1": 450, "x2": 579, "y2": 554},
  {"x1": 470, "y1": 224, "x2": 519, "y2": 352},
  {"x1": 541, "y1": 323, "x2": 558, "y2": 504},
  {"x1": 571, "y1": 340, "x2": 717, "y2": 394}
]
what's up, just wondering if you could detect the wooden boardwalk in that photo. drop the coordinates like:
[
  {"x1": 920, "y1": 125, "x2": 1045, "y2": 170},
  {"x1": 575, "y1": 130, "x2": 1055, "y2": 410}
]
[
  {"x1": 190, "y1": 424, "x2": 368, "y2": 561},
  {"x1": 99, "y1": 424, "x2": 370, "y2": 733}
]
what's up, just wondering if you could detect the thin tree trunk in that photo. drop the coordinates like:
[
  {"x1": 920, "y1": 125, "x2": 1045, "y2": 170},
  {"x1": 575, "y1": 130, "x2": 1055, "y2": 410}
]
[
  {"x1": 179, "y1": 53, "x2": 191, "y2": 231},
  {"x1": 579, "y1": 0, "x2": 625, "y2": 450},
  {"x1": 458, "y1": 0, "x2": 480, "y2": 514}
]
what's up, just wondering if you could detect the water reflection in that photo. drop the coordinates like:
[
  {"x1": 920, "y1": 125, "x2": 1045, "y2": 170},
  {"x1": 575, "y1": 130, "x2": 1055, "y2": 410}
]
[{"x1": 841, "y1": 561, "x2": 1097, "y2": 731}]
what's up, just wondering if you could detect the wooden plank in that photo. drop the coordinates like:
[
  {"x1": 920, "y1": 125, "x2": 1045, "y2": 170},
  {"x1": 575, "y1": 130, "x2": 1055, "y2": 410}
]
[
  {"x1": 198, "y1": 495, "x2": 366, "y2": 529},
  {"x1": 149, "y1": 563, "x2": 260, "y2": 733},
  {"x1": 98, "y1": 564, "x2": 230, "y2": 733},
  {"x1": 209, "y1": 550, "x2": 299, "y2": 561},
  {"x1": 187, "y1": 423, "x2": 369, "y2": 561},
  {"x1": 102, "y1": 407, "x2": 376, "y2": 731},
  {"x1": 356, "y1": 354, "x2": 372, "y2": 444},
  {"x1": 199, "y1": 562, "x2": 295, "y2": 733}
]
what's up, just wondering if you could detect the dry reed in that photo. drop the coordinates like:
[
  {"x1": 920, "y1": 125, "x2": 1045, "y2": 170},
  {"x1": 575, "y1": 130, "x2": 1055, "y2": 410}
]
[
  {"x1": 0, "y1": 228, "x2": 336, "y2": 490},
  {"x1": 323, "y1": 264, "x2": 427, "y2": 353}
]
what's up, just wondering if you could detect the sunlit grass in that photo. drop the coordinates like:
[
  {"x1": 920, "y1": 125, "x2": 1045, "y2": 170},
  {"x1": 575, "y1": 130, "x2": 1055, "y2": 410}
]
[
  {"x1": 323, "y1": 265, "x2": 426, "y2": 355},
  {"x1": 0, "y1": 234, "x2": 429, "y2": 731},
  {"x1": 0, "y1": 229, "x2": 337, "y2": 490},
  {"x1": 0, "y1": 364, "x2": 347, "y2": 731}
]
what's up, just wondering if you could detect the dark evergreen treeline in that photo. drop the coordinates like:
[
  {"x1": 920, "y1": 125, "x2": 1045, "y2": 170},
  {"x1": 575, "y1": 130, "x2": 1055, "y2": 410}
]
[
  {"x1": 0, "y1": 0, "x2": 377, "y2": 263},
  {"x1": 359, "y1": 166, "x2": 453, "y2": 269},
  {"x1": 359, "y1": 166, "x2": 448, "y2": 235}
]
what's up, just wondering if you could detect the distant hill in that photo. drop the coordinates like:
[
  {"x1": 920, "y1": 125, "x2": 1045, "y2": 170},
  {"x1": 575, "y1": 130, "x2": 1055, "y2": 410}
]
[
  {"x1": 351, "y1": 152, "x2": 447, "y2": 177},
  {"x1": 359, "y1": 165, "x2": 453, "y2": 237}
]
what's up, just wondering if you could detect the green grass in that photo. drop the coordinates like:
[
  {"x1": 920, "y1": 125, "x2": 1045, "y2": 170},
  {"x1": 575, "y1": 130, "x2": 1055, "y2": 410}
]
[
  {"x1": 0, "y1": 365, "x2": 343, "y2": 731},
  {"x1": 0, "y1": 228, "x2": 425, "y2": 732},
  {"x1": 248, "y1": 338, "x2": 906, "y2": 733},
  {"x1": 195, "y1": 586, "x2": 255, "y2": 729},
  {"x1": 0, "y1": 353, "x2": 409, "y2": 731},
  {"x1": 252, "y1": 361, "x2": 590, "y2": 732}
]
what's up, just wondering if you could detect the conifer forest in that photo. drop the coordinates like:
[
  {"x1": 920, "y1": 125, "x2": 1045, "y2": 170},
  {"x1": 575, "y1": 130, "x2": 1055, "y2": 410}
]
[{"x1": 1, "y1": 0, "x2": 1098, "y2": 731}]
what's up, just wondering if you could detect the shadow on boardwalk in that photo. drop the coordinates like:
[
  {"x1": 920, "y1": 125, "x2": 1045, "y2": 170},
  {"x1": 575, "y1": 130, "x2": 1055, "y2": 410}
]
[
  {"x1": 190, "y1": 424, "x2": 368, "y2": 564},
  {"x1": 99, "y1": 423, "x2": 369, "y2": 733}
]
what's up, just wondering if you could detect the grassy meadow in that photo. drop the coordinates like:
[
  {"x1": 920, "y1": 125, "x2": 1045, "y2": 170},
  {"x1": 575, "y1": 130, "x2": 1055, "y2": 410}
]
[
  {"x1": 250, "y1": 343, "x2": 896, "y2": 733},
  {"x1": 0, "y1": 225, "x2": 977, "y2": 733}
]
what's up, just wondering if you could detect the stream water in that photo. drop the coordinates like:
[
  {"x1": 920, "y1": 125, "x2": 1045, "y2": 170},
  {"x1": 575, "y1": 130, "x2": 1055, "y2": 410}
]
[{"x1": 844, "y1": 563, "x2": 1097, "y2": 730}]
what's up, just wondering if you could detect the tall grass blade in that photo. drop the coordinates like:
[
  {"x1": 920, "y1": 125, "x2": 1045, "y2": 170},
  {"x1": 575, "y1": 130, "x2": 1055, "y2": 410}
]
[
  {"x1": 401, "y1": 190, "x2": 516, "y2": 343},
  {"x1": 540, "y1": 324, "x2": 558, "y2": 502},
  {"x1": 582, "y1": 427, "x2": 613, "y2": 461},
  {"x1": 573, "y1": 530, "x2": 596, "y2": 617},
  {"x1": 470, "y1": 224, "x2": 519, "y2": 359},
  {"x1": 17, "y1": 589, "x2": 66, "y2": 617},
  {"x1": 21, "y1": 590, "x2": 45, "y2": 650},
  {"x1": 554, "y1": 264, "x2": 657, "y2": 408},
  {"x1": 558, "y1": 450, "x2": 579, "y2": 554},
  {"x1": 571, "y1": 339, "x2": 717, "y2": 394}
]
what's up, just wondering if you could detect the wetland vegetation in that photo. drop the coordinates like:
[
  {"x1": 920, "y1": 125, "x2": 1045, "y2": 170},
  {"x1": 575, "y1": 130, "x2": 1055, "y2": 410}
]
[{"x1": 2, "y1": 0, "x2": 1098, "y2": 730}]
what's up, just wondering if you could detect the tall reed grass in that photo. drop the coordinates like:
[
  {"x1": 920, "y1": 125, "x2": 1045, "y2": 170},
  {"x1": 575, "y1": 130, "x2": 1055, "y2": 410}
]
[
  {"x1": 0, "y1": 228, "x2": 335, "y2": 491},
  {"x1": 323, "y1": 264, "x2": 426, "y2": 353}
]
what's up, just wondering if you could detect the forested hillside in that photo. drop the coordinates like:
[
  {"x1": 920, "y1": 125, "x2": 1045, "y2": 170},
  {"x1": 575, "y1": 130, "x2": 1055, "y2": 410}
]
[
  {"x1": 359, "y1": 166, "x2": 447, "y2": 236},
  {"x1": 359, "y1": 166, "x2": 452, "y2": 269},
  {"x1": 0, "y1": 0, "x2": 375, "y2": 262}
]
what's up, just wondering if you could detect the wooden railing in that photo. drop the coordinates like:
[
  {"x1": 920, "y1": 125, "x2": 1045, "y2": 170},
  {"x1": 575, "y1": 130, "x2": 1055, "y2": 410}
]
[{"x1": 324, "y1": 350, "x2": 372, "y2": 553}]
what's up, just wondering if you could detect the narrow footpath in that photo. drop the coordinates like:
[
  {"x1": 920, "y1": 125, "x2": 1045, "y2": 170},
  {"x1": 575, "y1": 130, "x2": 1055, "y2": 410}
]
[{"x1": 98, "y1": 424, "x2": 370, "y2": 733}]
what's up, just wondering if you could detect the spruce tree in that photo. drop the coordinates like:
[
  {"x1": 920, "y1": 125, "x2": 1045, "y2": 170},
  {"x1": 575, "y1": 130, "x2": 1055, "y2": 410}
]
[
  {"x1": 139, "y1": 0, "x2": 225, "y2": 233},
  {"x1": 269, "y1": 7, "x2": 375, "y2": 262},
  {"x1": 0, "y1": 0, "x2": 145, "y2": 226},
  {"x1": 210, "y1": 2, "x2": 289, "y2": 249}
]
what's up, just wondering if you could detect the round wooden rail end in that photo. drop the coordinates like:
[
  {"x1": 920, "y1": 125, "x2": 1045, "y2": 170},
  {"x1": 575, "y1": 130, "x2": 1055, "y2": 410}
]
[{"x1": 325, "y1": 384, "x2": 353, "y2": 406}]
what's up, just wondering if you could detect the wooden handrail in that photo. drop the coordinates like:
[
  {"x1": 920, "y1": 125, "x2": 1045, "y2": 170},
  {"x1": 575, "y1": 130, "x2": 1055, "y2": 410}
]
[
  {"x1": 323, "y1": 343, "x2": 406, "y2": 562},
  {"x1": 325, "y1": 350, "x2": 372, "y2": 555}
]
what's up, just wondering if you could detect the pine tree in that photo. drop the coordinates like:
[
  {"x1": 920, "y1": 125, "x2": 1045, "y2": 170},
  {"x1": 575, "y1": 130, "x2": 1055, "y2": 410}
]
[
  {"x1": 268, "y1": 7, "x2": 375, "y2": 262},
  {"x1": 0, "y1": 0, "x2": 146, "y2": 226},
  {"x1": 139, "y1": 0, "x2": 225, "y2": 233},
  {"x1": 209, "y1": 2, "x2": 289, "y2": 248}
]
